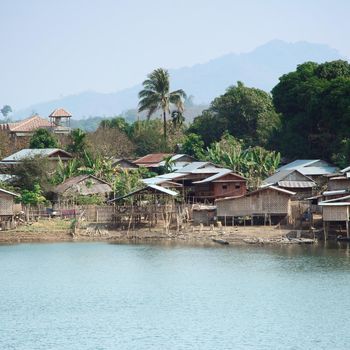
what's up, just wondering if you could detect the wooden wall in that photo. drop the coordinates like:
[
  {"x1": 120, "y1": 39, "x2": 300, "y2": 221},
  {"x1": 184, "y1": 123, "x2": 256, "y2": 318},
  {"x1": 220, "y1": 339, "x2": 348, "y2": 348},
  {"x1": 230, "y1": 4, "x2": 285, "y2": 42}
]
[
  {"x1": 217, "y1": 189, "x2": 291, "y2": 217},
  {"x1": 323, "y1": 206, "x2": 349, "y2": 222},
  {"x1": 0, "y1": 192, "x2": 15, "y2": 216}
]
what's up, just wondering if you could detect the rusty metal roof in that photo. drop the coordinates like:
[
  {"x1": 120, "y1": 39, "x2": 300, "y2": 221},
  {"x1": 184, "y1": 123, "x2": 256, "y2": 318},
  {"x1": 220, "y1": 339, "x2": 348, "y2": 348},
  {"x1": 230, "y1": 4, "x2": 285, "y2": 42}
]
[{"x1": 133, "y1": 153, "x2": 173, "y2": 165}]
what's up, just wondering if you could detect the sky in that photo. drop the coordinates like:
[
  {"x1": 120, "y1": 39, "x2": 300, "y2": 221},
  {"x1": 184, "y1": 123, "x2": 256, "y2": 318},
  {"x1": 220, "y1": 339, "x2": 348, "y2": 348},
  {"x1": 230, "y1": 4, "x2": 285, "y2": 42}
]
[{"x1": 1, "y1": 0, "x2": 349, "y2": 110}]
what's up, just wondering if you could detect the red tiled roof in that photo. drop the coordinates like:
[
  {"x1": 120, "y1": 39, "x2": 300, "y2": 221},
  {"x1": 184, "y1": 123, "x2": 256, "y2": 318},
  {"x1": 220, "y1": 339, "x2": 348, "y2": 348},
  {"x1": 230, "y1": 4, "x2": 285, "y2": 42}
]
[
  {"x1": 0, "y1": 115, "x2": 51, "y2": 132},
  {"x1": 49, "y1": 108, "x2": 72, "y2": 118},
  {"x1": 134, "y1": 153, "x2": 173, "y2": 165}
]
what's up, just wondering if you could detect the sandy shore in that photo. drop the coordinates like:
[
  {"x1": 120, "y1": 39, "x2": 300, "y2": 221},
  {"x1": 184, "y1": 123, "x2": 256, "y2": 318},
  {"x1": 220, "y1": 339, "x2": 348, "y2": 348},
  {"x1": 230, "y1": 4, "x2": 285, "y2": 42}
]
[{"x1": 0, "y1": 219, "x2": 314, "y2": 245}]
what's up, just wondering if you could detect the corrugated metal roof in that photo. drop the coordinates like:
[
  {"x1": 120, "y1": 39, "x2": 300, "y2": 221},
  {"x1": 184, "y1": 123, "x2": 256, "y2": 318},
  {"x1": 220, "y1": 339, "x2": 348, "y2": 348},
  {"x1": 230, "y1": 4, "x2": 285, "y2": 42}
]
[
  {"x1": 320, "y1": 194, "x2": 350, "y2": 203},
  {"x1": 192, "y1": 169, "x2": 233, "y2": 183},
  {"x1": 0, "y1": 174, "x2": 15, "y2": 182},
  {"x1": 323, "y1": 190, "x2": 348, "y2": 196},
  {"x1": 1, "y1": 148, "x2": 72, "y2": 162},
  {"x1": 278, "y1": 180, "x2": 316, "y2": 188},
  {"x1": 174, "y1": 162, "x2": 213, "y2": 173},
  {"x1": 110, "y1": 184, "x2": 178, "y2": 201},
  {"x1": 157, "y1": 173, "x2": 187, "y2": 180},
  {"x1": 148, "y1": 184, "x2": 178, "y2": 196},
  {"x1": 264, "y1": 170, "x2": 304, "y2": 184},
  {"x1": 0, "y1": 188, "x2": 19, "y2": 197},
  {"x1": 133, "y1": 153, "x2": 173, "y2": 165},
  {"x1": 277, "y1": 159, "x2": 337, "y2": 175}
]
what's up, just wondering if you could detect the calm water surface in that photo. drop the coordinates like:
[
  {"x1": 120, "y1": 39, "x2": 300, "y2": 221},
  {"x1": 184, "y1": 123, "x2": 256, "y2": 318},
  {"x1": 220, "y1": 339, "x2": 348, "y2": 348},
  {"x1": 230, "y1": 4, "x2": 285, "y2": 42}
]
[{"x1": 1, "y1": 242, "x2": 350, "y2": 349}]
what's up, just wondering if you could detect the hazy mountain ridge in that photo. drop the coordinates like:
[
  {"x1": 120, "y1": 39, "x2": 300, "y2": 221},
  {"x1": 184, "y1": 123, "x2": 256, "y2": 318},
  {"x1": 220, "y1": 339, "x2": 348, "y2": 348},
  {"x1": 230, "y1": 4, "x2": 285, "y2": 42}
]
[{"x1": 14, "y1": 40, "x2": 342, "y2": 120}]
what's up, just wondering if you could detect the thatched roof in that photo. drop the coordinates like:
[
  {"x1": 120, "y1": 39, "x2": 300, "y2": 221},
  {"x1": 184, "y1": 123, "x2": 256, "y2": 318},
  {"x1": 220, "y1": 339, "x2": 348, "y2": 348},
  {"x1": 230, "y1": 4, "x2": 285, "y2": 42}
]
[{"x1": 54, "y1": 175, "x2": 112, "y2": 196}]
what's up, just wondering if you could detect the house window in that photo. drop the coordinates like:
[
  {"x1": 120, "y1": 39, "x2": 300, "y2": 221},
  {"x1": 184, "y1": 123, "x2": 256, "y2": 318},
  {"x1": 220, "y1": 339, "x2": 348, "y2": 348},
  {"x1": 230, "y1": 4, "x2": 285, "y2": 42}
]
[
  {"x1": 235, "y1": 184, "x2": 240, "y2": 189},
  {"x1": 222, "y1": 185, "x2": 228, "y2": 190}
]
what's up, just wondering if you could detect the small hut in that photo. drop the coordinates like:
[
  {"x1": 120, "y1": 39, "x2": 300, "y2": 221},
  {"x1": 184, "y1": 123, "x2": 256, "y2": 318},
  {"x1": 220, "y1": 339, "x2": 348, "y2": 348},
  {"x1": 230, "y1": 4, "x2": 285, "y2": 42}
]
[
  {"x1": 215, "y1": 186, "x2": 295, "y2": 225},
  {"x1": 53, "y1": 175, "x2": 112, "y2": 205},
  {"x1": 192, "y1": 204, "x2": 216, "y2": 225},
  {"x1": 0, "y1": 188, "x2": 21, "y2": 230},
  {"x1": 319, "y1": 195, "x2": 350, "y2": 240}
]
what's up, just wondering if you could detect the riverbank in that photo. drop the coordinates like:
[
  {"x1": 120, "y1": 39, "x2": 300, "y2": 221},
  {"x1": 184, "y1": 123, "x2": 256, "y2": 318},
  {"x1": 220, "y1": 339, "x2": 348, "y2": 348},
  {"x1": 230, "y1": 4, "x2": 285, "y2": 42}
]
[{"x1": 0, "y1": 219, "x2": 316, "y2": 245}]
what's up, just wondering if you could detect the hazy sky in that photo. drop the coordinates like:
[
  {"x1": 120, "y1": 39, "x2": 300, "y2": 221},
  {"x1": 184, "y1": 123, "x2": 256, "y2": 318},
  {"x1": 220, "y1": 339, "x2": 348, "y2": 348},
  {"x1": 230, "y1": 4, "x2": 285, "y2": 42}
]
[{"x1": 1, "y1": 0, "x2": 349, "y2": 110}]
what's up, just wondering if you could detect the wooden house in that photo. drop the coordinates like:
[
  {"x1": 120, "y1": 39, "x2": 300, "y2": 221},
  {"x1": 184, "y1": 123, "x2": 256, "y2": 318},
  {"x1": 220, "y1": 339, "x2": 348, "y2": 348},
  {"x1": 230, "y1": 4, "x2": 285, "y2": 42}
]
[
  {"x1": 53, "y1": 175, "x2": 112, "y2": 204},
  {"x1": 323, "y1": 166, "x2": 350, "y2": 200},
  {"x1": 263, "y1": 169, "x2": 316, "y2": 200},
  {"x1": 276, "y1": 159, "x2": 337, "y2": 185},
  {"x1": 143, "y1": 162, "x2": 247, "y2": 203},
  {"x1": 0, "y1": 188, "x2": 21, "y2": 230},
  {"x1": 216, "y1": 186, "x2": 295, "y2": 225},
  {"x1": 0, "y1": 148, "x2": 73, "y2": 172},
  {"x1": 319, "y1": 195, "x2": 350, "y2": 240}
]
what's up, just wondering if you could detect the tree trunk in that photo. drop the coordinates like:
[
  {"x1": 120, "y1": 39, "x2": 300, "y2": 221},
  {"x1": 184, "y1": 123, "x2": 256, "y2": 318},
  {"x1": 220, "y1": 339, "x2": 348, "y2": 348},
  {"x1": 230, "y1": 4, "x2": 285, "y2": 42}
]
[{"x1": 163, "y1": 110, "x2": 167, "y2": 141}]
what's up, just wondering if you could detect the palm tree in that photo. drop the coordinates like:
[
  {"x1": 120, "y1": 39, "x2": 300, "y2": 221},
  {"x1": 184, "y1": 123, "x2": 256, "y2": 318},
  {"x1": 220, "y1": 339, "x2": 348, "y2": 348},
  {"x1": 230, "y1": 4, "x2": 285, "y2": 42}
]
[{"x1": 138, "y1": 68, "x2": 186, "y2": 141}]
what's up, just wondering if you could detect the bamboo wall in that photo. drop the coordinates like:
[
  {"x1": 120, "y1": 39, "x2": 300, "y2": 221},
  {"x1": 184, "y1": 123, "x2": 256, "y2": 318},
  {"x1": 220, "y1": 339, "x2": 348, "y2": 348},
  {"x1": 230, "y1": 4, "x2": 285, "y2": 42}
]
[
  {"x1": 0, "y1": 192, "x2": 15, "y2": 216},
  {"x1": 217, "y1": 189, "x2": 291, "y2": 217},
  {"x1": 323, "y1": 206, "x2": 349, "y2": 222}
]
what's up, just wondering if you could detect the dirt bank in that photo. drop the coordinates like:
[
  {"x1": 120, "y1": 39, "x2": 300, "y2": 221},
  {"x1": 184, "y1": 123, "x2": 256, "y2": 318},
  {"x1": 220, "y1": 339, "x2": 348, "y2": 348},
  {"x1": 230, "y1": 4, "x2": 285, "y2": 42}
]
[{"x1": 0, "y1": 219, "x2": 315, "y2": 245}]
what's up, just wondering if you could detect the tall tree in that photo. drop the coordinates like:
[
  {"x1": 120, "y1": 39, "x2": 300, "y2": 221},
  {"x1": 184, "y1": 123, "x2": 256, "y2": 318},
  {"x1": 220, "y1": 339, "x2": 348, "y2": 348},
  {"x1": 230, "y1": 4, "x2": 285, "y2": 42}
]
[
  {"x1": 272, "y1": 60, "x2": 350, "y2": 162},
  {"x1": 189, "y1": 82, "x2": 280, "y2": 147},
  {"x1": 138, "y1": 68, "x2": 186, "y2": 141}
]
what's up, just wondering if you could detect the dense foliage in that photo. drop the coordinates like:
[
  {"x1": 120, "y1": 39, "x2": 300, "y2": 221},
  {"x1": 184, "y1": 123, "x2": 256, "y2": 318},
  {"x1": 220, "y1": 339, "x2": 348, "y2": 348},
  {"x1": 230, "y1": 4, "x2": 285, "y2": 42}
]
[
  {"x1": 272, "y1": 60, "x2": 350, "y2": 165},
  {"x1": 205, "y1": 133, "x2": 281, "y2": 187},
  {"x1": 189, "y1": 82, "x2": 280, "y2": 147},
  {"x1": 29, "y1": 129, "x2": 59, "y2": 149}
]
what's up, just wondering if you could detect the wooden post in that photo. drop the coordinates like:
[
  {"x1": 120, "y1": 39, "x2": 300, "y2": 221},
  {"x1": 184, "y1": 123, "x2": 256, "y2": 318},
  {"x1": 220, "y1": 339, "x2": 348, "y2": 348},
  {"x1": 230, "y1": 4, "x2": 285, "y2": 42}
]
[
  {"x1": 347, "y1": 207, "x2": 350, "y2": 239},
  {"x1": 224, "y1": 215, "x2": 226, "y2": 227},
  {"x1": 323, "y1": 221, "x2": 328, "y2": 241}
]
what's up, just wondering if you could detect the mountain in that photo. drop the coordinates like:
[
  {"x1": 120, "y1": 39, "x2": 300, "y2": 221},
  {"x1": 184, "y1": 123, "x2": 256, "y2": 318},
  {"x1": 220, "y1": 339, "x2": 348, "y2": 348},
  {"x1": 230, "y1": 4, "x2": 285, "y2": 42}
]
[{"x1": 14, "y1": 40, "x2": 342, "y2": 120}]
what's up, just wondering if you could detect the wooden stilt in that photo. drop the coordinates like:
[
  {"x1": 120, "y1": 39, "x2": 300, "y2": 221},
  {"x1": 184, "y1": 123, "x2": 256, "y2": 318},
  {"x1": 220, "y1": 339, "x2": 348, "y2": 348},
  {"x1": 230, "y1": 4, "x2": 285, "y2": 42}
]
[{"x1": 323, "y1": 221, "x2": 328, "y2": 241}]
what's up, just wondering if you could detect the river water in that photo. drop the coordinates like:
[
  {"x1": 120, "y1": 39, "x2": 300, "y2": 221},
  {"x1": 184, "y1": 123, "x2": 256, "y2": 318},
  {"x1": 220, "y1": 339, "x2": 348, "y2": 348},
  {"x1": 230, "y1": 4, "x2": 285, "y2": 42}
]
[{"x1": 1, "y1": 242, "x2": 350, "y2": 349}]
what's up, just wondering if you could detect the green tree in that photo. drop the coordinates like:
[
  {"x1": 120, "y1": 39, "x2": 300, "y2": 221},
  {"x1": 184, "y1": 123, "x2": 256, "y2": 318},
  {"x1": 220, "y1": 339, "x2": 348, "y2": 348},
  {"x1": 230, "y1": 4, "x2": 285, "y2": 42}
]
[
  {"x1": 12, "y1": 156, "x2": 52, "y2": 192},
  {"x1": 189, "y1": 82, "x2": 280, "y2": 147},
  {"x1": 272, "y1": 60, "x2": 350, "y2": 162},
  {"x1": 138, "y1": 68, "x2": 186, "y2": 141},
  {"x1": 181, "y1": 133, "x2": 205, "y2": 159},
  {"x1": 205, "y1": 133, "x2": 280, "y2": 188},
  {"x1": 130, "y1": 119, "x2": 168, "y2": 155},
  {"x1": 67, "y1": 128, "x2": 87, "y2": 155},
  {"x1": 20, "y1": 184, "x2": 46, "y2": 206},
  {"x1": 29, "y1": 129, "x2": 58, "y2": 149},
  {"x1": 1, "y1": 105, "x2": 12, "y2": 117}
]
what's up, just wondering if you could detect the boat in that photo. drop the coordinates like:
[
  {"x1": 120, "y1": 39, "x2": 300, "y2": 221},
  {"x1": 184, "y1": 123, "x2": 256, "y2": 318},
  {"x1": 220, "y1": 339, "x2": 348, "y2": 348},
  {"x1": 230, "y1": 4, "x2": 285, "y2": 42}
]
[
  {"x1": 337, "y1": 235, "x2": 350, "y2": 242},
  {"x1": 212, "y1": 238, "x2": 229, "y2": 245}
]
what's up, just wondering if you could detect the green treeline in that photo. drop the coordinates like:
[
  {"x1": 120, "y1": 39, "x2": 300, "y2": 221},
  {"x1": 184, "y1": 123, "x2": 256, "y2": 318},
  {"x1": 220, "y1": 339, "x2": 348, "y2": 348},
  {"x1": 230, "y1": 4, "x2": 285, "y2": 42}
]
[{"x1": 1, "y1": 59, "x2": 350, "y2": 201}]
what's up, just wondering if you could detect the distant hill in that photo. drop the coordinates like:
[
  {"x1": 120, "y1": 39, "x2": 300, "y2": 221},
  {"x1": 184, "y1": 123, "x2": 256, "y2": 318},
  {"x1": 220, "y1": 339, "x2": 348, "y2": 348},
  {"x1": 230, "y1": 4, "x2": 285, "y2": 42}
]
[{"x1": 14, "y1": 40, "x2": 342, "y2": 120}]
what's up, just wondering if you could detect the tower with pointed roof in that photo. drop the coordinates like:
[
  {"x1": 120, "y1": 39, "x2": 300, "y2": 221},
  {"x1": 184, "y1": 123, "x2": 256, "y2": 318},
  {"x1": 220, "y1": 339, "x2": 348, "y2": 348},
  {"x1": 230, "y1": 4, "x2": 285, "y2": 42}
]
[{"x1": 49, "y1": 108, "x2": 72, "y2": 134}]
